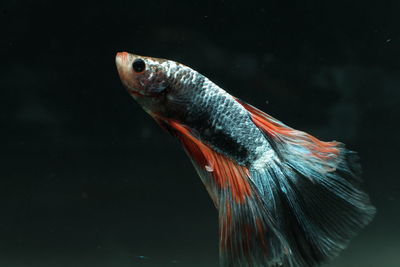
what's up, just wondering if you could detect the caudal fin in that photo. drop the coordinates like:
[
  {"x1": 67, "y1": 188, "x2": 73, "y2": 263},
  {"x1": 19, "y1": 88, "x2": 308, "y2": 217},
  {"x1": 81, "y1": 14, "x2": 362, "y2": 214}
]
[
  {"x1": 159, "y1": 106, "x2": 375, "y2": 266},
  {"x1": 237, "y1": 99, "x2": 376, "y2": 266}
]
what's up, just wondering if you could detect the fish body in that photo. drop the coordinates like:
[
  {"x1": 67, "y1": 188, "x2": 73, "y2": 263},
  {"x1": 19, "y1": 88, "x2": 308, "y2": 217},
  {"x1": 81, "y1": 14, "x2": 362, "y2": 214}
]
[
  {"x1": 115, "y1": 52, "x2": 375, "y2": 267},
  {"x1": 117, "y1": 53, "x2": 268, "y2": 165}
]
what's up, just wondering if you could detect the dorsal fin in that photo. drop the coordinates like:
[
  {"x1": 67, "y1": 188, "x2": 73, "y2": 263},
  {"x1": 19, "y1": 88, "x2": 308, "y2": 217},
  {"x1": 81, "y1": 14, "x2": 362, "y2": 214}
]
[{"x1": 235, "y1": 98, "x2": 344, "y2": 174}]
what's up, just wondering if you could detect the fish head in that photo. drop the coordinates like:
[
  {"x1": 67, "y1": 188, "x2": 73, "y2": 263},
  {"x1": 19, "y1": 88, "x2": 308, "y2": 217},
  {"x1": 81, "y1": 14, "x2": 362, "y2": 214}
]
[
  {"x1": 115, "y1": 52, "x2": 169, "y2": 99},
  {"x1": 115, "y1": 51, "x2": 199, "y2": 119}
]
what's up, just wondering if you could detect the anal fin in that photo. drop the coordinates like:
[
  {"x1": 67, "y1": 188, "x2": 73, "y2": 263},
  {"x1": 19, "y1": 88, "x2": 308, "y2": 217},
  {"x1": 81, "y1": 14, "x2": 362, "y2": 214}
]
[{"x1": 164, "y1": 119, "x2": 293, "y2": 266}]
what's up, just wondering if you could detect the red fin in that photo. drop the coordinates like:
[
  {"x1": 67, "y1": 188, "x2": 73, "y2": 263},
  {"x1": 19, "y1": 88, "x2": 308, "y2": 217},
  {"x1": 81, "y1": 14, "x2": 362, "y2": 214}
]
[
  {"x1": 167, "y1": 120, "x2": 252, "y2": 203},
  {"x1": 236, "y1": 98, "x2": 340, "y2": 161},
  {"x1": 152, "y1": 105, "x2": 374, "y2": 267},
  {"x1": 155, "y1": 118, "x2": 296, "y2": 266}
]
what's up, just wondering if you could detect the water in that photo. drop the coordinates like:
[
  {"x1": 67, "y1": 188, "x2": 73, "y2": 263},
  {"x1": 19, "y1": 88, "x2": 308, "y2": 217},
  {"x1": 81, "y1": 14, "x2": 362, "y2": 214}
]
[{"x1": 1, "y1": 0, "x2": 399, "y2": 266}]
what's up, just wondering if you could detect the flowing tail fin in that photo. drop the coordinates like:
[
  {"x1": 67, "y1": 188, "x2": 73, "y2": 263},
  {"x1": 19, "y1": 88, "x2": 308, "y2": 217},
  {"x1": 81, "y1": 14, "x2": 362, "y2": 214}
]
[
  {"x1": 159, "y1": 102, "x2": 375, "y2": 267},
  {"x1": 237, "y1": 99, "x2": 376, "y2": 266}
]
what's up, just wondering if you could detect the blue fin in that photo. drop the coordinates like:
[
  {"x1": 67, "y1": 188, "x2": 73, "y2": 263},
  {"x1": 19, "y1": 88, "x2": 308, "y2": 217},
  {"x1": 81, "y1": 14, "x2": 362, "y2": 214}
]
[
  {"x1": 237, "y1": 99, "x2": 376, "y2": 266},
  {"x1": 161, "y1": 104, "x2": 376, "y2": 266}
]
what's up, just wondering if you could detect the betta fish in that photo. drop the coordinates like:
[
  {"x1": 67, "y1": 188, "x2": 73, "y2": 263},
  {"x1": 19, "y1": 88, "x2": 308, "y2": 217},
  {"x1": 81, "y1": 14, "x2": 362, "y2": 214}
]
[{"x1": 115, "y1": 52, "x2": 375, "y2": 267}]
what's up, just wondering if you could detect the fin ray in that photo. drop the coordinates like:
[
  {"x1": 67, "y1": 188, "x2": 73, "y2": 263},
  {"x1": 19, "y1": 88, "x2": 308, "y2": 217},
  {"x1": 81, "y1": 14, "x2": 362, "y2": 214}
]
[
  {"x1": 158, "y1": 107, "x2": 375, "y2": 266},
  {"x1": 236, "y1": 98, "x2": 376, "y2": 265},
  {"x1": 164, "y1": 119, "x2": 294, "y2": 266}
]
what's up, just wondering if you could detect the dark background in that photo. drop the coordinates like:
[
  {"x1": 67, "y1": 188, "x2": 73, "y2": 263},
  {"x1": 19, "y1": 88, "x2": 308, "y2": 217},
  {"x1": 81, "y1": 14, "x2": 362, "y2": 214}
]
[{"x1": 1, "y1": 1, "x2": 399, "y2": 266}]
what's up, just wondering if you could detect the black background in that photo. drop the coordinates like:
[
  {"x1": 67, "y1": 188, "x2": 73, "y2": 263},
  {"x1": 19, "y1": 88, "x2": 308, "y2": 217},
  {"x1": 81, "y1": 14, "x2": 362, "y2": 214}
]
[{"x1": 1, "y1": 1, "x2": 399, "y2": 266}]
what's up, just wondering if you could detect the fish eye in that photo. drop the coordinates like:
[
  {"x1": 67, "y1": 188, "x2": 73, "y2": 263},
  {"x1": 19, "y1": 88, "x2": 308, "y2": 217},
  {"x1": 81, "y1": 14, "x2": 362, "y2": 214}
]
[{"x1": 132, "y1": 58, "x2": 146, "y2": 73}]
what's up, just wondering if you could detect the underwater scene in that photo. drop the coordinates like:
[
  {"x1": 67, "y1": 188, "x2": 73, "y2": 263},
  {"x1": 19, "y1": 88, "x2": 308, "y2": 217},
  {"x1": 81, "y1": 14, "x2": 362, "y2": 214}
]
[{"x1": 2, "y1": 1, "x2": 399, "y2": 266}]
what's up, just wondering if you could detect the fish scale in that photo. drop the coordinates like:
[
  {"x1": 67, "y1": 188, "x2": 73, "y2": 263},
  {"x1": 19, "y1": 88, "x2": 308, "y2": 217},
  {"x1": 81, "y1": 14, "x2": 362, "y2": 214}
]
[
  {"x1": 115, "y1": 52, "x2": 375, "y2": 267},
  {"x1": 179, "y1": 75, "x2": 271, "y2": 166}
]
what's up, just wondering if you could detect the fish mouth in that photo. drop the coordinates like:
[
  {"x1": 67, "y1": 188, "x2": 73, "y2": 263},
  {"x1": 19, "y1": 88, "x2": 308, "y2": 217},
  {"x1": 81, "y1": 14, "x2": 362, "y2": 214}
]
[
  {"x1": 115, "y1": 52, "x2": 129, "y2": 65},
  {"x1": 115, "y1": 52, "x2": 138, "y2": 93},
  {"x1": 115, "y1": 52, "x2": 130, "y2": 77}
]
